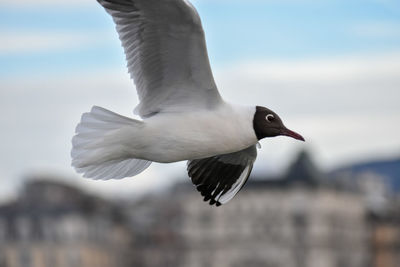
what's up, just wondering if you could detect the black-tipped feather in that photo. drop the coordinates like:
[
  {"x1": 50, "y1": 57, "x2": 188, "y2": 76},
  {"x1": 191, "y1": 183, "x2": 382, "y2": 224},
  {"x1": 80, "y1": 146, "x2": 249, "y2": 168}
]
[{"x1": 187, "y1": 145, "x2": 257, "y2": 206}]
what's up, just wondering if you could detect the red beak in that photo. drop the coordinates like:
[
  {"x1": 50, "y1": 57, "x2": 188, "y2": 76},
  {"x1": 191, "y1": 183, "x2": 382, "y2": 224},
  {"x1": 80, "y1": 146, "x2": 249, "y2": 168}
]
[{"x1": 281, "y1": 128, "x2": 305, "y2": 142}]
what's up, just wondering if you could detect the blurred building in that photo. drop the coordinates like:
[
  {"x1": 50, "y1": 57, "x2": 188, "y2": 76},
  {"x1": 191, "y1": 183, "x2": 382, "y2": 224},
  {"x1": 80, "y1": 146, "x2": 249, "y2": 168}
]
[
  {"x1": 369, "y1": 198, "x2": 400, "y2": 267},
  {"x1": 177, "y1": 151, "x2": 370, "y2": 267},
  {"x1": 0, "y1": 151, "x2": 399, "y2": 267},
  {"x1": 0, "y1": 181, "x2": 133, "y2": 267},
  {"x1": 128, "y1": 151, "x2": 399, "y2": 267},
  {"x1": 126, "y1": 194, "x2": 185, "y2": 267}
]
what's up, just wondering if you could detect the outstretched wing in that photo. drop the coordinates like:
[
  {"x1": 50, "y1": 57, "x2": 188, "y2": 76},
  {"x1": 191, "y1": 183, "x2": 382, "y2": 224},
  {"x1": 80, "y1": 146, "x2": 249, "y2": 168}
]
[
  {"x1": 97, "y1": 0, "x2": 222, "y2": 117},
  {"x1": 187, "y1": 145, "x2": 257, "y2": 206}
]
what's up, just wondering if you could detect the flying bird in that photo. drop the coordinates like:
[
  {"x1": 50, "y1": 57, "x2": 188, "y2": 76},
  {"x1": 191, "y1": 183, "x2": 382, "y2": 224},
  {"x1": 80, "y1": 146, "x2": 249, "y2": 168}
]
[{"x1": 71, "y1": 0, "x2": 305, "y2": 206}]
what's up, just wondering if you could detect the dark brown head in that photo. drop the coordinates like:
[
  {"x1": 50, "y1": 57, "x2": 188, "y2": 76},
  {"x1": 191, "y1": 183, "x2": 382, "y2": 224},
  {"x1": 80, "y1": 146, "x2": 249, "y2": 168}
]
[{"x1": 253, "y1": 106, "x2": 305, "y2": 141}]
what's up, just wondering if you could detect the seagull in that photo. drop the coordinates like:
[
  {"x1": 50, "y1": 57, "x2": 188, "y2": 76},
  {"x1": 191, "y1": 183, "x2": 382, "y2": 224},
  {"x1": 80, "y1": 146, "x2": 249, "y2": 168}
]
[{"x1": 71, "y1": 0, "x2": 305, "y2": 206}]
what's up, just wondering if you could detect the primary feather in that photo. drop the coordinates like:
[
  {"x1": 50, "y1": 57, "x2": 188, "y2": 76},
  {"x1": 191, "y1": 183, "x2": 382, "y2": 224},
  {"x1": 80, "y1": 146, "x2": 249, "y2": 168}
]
[{"x1": 98, "y1": 0, "x2": 221, "y2": 117}]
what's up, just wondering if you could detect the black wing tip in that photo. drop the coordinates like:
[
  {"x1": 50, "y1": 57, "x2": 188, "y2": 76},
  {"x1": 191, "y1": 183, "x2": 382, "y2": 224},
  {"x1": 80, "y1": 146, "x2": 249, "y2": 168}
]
[
  {"x1": 206, "y1": 197, "x2": 222, "y2": 207},
  {"x1": 194, "y1": 184, "x2": 223, "y2": 207},
  {"x1": 189, "y1": 164, "x2": 243, "y2": 207},
  {"x1": 187, "y1": 146, "x2": 257, "y2": 207}
]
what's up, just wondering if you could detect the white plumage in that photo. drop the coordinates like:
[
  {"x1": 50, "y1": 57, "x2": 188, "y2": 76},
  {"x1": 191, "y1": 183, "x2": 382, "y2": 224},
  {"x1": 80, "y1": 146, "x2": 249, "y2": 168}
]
[
  {"x1": 103, "y1": 0, "x2": 221, "y2": 118},
  {"x1": 71, "y1": 0, "x2": 304, "y2": 206},
  {"x1": 72, "y1": 106, "x2": 152, "y2": 180},
  {"x1": 72, "y1": 103, "x2": 257, "y2": 175}
]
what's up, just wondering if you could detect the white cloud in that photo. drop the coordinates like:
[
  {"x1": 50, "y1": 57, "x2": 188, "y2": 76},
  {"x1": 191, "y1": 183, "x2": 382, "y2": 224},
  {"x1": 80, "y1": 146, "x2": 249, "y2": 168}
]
[
  {"x1": 215, "y1": 53, "x2": 400, "y2": 171},
  {"x1": 215, "y1": 53, "x2": 400, "y2": 114},
  {"x1": 1, "y1": 53, "x2": 400, "y2": 199},
  {"x1": 217, "y1": 53, "x2": 400, "y2": 83},
  {"x1": 0, "y1": 30, "x2": 110, "y2": 55}
]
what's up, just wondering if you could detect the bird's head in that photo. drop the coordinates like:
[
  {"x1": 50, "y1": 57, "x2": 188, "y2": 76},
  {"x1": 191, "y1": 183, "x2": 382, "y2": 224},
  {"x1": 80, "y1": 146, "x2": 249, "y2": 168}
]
[{"x1": 253, "y1": 106, "x2": 305, "y2": 141}]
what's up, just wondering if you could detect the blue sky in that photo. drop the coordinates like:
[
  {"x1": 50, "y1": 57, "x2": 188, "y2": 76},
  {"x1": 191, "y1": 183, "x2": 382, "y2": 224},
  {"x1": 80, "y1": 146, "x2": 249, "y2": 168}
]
[
  {"x1": 1, "y1": 0, "x2": 400, "y2": 200},
  {"x1": 1, "y1": 0, "x2": 400, "y2": 77}
]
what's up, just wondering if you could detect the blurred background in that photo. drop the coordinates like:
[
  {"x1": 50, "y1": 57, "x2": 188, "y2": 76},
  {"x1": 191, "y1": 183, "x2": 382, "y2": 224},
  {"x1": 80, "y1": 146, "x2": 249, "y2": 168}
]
[{"x1": 0, "y1": 0, "x2": 399, "y2": 266}]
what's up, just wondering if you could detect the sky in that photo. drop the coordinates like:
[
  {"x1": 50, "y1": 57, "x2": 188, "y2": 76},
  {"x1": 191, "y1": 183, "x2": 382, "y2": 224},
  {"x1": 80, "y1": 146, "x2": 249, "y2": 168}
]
[{"x1": 1, "y1": 0, "x2": 400, "y2": 200}]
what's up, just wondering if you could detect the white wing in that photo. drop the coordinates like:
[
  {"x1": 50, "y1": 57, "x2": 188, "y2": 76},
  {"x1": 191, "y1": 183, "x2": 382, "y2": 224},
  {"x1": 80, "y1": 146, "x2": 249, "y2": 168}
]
[
  {"x1": 97, "y1": 0, "x2": 222, "y2": 117},
  {"x1": 187, "y1": 145, "x2": 257, "y2": 206}
]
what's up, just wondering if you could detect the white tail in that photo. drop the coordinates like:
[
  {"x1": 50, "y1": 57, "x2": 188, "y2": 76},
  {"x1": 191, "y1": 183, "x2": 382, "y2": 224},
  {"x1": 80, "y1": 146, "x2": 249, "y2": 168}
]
[{"x1": 71, "y1": 106, "x2": 152, "y2": 180}]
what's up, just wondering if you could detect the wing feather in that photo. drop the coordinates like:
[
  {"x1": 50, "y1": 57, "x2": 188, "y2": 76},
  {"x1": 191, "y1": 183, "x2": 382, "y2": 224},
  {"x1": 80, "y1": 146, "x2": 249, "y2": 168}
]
[
  {"x1": 187, "y1": 145, "x2": 257, "y2": 206},
  {"x1": 97, "y1": 0, "x2": 222, "y2": 117}
]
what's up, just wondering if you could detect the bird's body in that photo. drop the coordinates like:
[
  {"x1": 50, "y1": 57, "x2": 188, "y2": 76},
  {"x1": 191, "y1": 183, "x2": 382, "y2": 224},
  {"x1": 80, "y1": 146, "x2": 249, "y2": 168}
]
[
  {"x1": 136, "y1": 103, "x2": 257, "y2": 162},
  {"x1": 76, "y1": 103, "x2": 256, "y2": 165},
  {"x1": 71, "y1": 0, "x2": 304, "y2": 206}
]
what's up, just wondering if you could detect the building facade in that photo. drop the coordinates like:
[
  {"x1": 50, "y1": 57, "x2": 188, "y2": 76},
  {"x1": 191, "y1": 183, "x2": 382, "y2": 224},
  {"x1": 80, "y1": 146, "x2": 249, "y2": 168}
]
[
  {"x1": 179, "y1": 184, "x2": 370, "y2": 267},
  {"x1": 0, "y1": 181, "x2": 133, "y2": 267},
  {"x1": 0, "y1": 151, "x2": 399, "y2": 267}
]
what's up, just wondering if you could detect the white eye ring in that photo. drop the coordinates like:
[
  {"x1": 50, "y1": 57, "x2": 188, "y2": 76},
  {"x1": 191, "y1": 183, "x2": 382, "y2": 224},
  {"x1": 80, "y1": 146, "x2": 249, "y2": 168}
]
[{"x1": 266, "y1": 114, "x2": 274, "y2": 122}]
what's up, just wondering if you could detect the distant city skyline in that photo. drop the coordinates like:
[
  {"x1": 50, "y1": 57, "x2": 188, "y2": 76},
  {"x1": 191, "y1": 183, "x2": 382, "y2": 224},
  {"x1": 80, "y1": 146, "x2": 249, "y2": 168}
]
[{"x1": 1, "y1": 0, "x2": 399, "y2": 200}]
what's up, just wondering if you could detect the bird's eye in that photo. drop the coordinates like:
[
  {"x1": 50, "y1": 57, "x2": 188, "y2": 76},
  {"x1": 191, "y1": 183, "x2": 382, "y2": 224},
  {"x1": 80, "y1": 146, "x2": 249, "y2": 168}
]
[{"x1": 266, "y1": 114, "x2": 274, "y2": 122}]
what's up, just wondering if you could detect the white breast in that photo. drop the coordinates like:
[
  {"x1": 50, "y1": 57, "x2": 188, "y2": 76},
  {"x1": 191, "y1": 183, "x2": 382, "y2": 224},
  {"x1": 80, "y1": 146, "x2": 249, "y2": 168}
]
[{"x1": 135, "y1": 103, "x2": 258, "y2": 163}]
